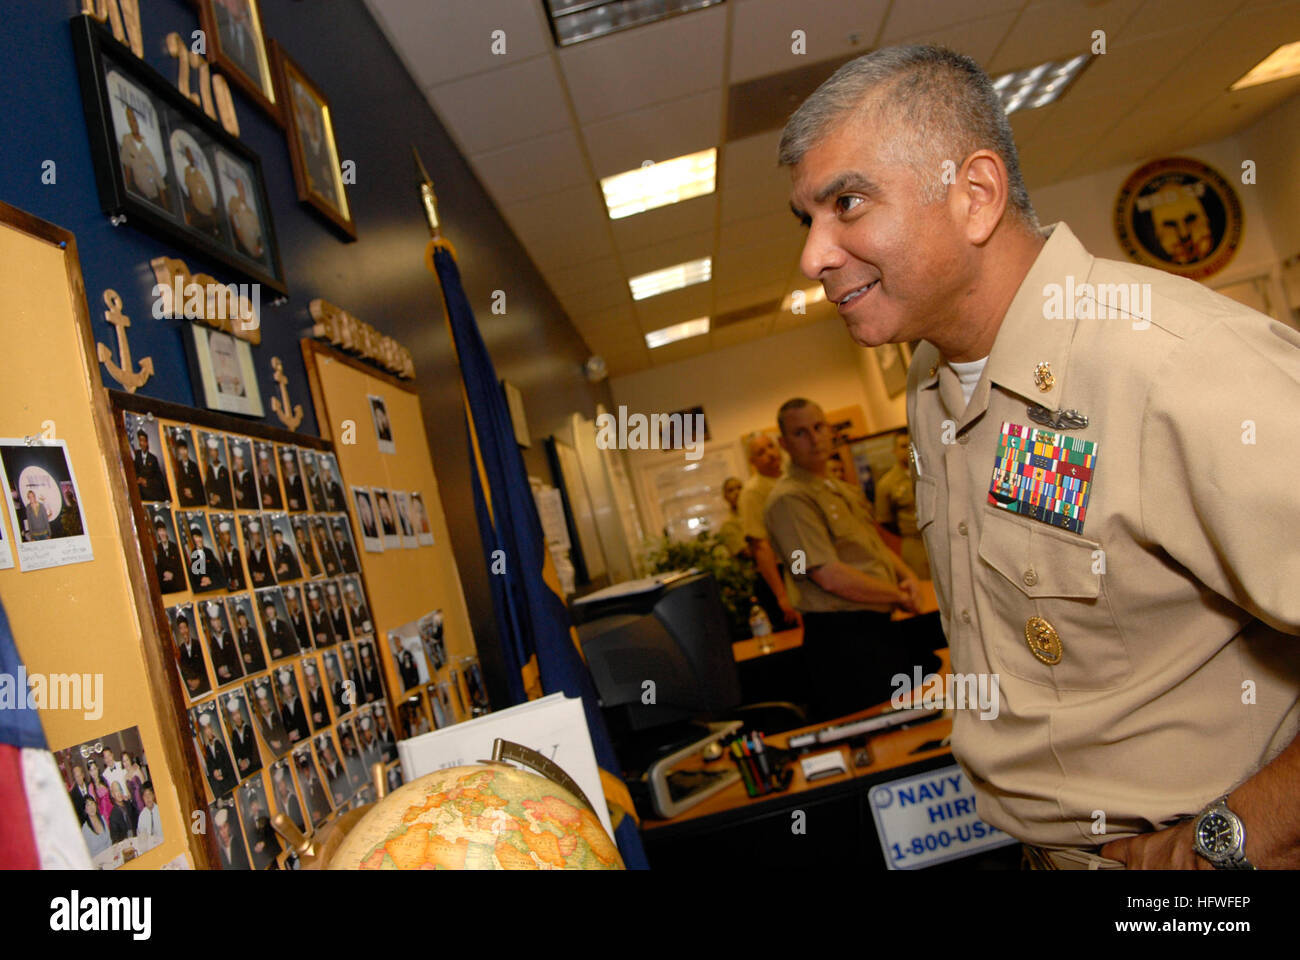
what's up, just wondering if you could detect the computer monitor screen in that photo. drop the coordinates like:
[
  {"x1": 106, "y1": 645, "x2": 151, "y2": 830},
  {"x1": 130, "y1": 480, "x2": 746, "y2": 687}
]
[{"x1": 576, "y1": 572, "x2": 740, "y2": 732}]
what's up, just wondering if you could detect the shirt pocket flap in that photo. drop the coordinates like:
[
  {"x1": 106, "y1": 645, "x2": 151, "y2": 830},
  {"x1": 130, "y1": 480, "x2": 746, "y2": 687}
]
[{"x1": 978, "y1": 509, "x2": 1101, "y2": 600}]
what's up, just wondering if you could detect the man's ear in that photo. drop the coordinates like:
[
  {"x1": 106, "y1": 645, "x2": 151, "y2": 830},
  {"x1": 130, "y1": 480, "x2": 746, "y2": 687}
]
[{"x1": 955, "y1": 149, "x2": 1010, "y2": 245}]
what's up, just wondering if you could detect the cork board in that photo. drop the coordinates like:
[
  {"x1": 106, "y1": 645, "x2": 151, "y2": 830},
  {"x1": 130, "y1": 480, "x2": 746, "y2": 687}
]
[{"x1": 0, "y1": 202, "x2": 195, "y2": 869}]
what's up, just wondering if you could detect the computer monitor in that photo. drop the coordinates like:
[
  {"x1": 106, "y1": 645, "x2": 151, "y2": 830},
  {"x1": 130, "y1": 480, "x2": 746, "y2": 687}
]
[{"x1": 574, "y1": 572, "x2": 741, "y2": 737}]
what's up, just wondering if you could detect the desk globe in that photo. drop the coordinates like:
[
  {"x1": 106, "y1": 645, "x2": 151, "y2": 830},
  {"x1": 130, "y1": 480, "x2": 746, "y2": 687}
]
[{"x1": 329, "y1": 758, "x2": 624, "y2": 870}]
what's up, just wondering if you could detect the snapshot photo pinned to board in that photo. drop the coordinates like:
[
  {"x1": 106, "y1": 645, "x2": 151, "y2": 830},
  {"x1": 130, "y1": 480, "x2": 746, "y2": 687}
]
[
  {"x1": 372, "y1": 487, "x2": 400, "y2": 550},
  {"x1": 0, "y1": 439, "x2": 93, "y2": 571},
  {"x1": 368, "y1": 394, "x2": 395, "y2": 454},
  {"x1": 351, "y1": 486, "x2": 382, "y2": 553}
]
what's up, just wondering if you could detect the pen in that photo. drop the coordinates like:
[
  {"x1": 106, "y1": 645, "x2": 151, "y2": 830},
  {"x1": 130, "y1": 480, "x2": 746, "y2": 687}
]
[
  {"x1": 731, "y1": 740, "x2": 756, "y2": 796},
  {"x1": 740, "y1": 737, "x2": 766, "y2": 794}
]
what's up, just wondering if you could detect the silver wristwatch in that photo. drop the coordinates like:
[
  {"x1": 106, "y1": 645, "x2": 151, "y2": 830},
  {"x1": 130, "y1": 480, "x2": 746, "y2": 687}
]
[{"x1": 1192, "y1": 796, "x2": 1255, "y2": 870}]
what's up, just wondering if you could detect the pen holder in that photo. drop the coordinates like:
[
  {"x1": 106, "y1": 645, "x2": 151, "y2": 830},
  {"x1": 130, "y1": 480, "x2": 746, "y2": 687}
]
[{"x1": 726, "y1": 734, "x2": 794, "y2": 798}]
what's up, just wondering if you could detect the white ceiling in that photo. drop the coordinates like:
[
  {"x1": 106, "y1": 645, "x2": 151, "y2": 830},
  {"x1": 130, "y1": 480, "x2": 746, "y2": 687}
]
[{"x1": 365, "y1": 0, "x2": 1300, "y2": 377}]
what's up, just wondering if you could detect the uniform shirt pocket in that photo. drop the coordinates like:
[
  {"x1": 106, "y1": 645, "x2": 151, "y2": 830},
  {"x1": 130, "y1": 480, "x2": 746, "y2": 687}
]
[{"x1": 976, "y1": 508, "x2": 1130, "y2": 691}]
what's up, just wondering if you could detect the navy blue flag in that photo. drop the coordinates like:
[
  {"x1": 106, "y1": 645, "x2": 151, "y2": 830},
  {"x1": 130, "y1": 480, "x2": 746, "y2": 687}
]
[{"x1": 429, "y1": 244, "x2": 649, "y2": 869}]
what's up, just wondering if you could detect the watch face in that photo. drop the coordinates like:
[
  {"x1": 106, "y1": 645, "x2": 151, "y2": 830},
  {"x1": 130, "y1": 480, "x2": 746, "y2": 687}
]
[{"x1": 1197, "y1": 813, "x2": 1236, "y2": 855}]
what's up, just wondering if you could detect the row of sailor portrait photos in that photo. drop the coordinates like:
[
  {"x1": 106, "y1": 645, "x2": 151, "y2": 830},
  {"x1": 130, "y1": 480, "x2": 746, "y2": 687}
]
[
  {"x1": 125, "y1": 411, "x2": 348, "y2": 515},
  {"x1": 196, "y1": 689, "x2": 403, "y2": 870}
]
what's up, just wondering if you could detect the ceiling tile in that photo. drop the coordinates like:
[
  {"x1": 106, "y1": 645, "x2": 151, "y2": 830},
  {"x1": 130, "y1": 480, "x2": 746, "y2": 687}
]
[
  {"x1": 501, "y1": 184, "x2": 613, "y2": 271},
  {"x1": 713, "y1": 236, "x2": 803, "y2": 297},
  {"x1": 1118, "y1": 0, "x2": 1238, "y2": 43},
  {"x1": 428, "y1": 56, "x2": 570, "y2": 154},
  {"x1": 729, "y1": 0, "x2": 890, "y2": 84},
  {"x1": 555, "y1": 279, "x2": 633, "y2": 318},
  {"x1": 610, "y1": 194, "x2": 717, "y2": 255},
  {"x1": 718, "y1": 209, "x2": 805, "y2": 253},
  {"x1": 881, "y1": 9, "x2": 1023, "y2": 68},
  {"x1": 986, "y1": 0, "x2": 1144, "y2": 75},
  {"x1": 878, "y1": 0, "x2": 1025, "y2": 46},
  {"x1": 558, "y1": 5, "x2": 727, "y2": 124},
  {"x1": 364, "y1": 0, "x2": 551, "y2": 88},
  {"x1": 470, "y1": 128, "x2": 591, "y2": 204},
  {"x1": 720, "y1": 130, "x2": 794, "y2": 223},
  {"x1": 633, "y1": 284, "x2": 715, "y2": 332},
  {"x1": 649, "y1": 335, "x2": 713, "y2": 365},
  {"x1": 547, "y1": 256, "x2": 626, "y2": 297},
  {"x1": 714, "y1": 282, "x2": 786, "y2": 316},
  {"x1": 620, "y1": 229, "x2": 714, "y2": 279},
  {"x1": 582, "y1": 91, "x2": 722, "y2": 178},
  {"x1": 710, "y1": 313, "x2": 774, "y2": 348}
]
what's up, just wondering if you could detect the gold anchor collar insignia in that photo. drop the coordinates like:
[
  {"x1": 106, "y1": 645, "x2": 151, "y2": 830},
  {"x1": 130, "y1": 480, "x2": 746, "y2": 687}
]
[{"x1": 1033, "y1": 361, "x2": 1055, "y2": 392}]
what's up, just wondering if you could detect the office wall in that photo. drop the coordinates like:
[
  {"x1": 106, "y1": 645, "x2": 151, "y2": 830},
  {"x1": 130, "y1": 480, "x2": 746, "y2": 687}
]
[
  {"x1": 1237, "y1": 91, "x2": 1300, "y2": 261},
  {"x1": 609, "y1": 312, "x2": 883, "y2": 468},
  {"x1": 1030, "y1": 134, "x2": 1280, "y2": 288},
  {"x1": 0, "y1": 0, "x2": 611, "y2": 710}
]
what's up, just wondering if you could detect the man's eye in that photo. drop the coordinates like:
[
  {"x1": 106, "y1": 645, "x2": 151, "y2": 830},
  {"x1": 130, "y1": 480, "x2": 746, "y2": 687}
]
[{"x1": 836, "y1": 196, "x2": 863, "y2": 215}]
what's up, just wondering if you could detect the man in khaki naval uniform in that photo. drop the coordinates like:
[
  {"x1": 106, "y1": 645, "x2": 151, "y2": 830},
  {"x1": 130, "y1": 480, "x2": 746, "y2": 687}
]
[
  {"x1": 738, "y1": 433, "x2": 798, "y2": 628},
  {"x1": 764, "y1": 399, "x2": 926, "y2": 721},
  {"x1": 782, "y1": 44, "x2": 1300, "y2": 868},
  {"x1": 874, "y1": 431, "x2": 931, "y2": 580}
]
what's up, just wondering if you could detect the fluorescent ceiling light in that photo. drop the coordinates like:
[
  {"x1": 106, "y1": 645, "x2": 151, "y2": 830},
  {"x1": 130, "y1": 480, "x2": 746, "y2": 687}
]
[
  {"x1": 993, "y1": 54, "x2": 1092, "y2": 115},
  {"x1": 1231, "y1": 40, "x2": 1300, "y2": 90},
  {"x1": 601, "y1": 149, "x2": 717, "y2": 219},
  {"x1": 629, "y1": 257, "x2": 711, "y2": 301},
  {"x1": 544, "y1": 0, "x2": 725, "y2": 47},
  {"x1": 780, "y1": 286, "x2": 827, "y2": 312},
  {"x1": 645, "y1": 316, "x2": 709, "y2": 349}
]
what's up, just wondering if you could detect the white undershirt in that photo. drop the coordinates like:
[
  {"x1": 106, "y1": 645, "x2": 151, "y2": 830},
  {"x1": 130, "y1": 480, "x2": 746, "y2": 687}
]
[{"x1": 948, "y1": 356, "x2": 989, "y2": 407}]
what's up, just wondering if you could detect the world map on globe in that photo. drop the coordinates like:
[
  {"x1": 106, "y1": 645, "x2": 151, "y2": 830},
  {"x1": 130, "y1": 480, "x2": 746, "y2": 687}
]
[{"x1": 329, "y1": 763, "x2": 623, "y2": 870}]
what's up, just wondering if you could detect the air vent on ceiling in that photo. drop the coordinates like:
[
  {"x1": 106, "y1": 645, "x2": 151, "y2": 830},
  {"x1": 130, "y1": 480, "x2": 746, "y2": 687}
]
[
  {"x1": 711, "y1": 298, "x2": 782, "y2": 330},
  {"x1": 544, "y1": 0, "x2": 725, "y2": 48}
]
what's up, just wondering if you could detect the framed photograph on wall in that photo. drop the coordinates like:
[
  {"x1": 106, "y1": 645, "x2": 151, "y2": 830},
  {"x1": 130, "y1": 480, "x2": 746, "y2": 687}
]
[
  {"x1": 196, "y1": 0, "x2": 280, "y2": 122},
  {"x1": 184, "y1": 324, "x2": 265, "y2": 418},
  {"x1": 272, "y1": 40, "x2": 356, "y2": 241},
  {"x1": 71, "y1": 13, "x2": 287, "y2": 293}
]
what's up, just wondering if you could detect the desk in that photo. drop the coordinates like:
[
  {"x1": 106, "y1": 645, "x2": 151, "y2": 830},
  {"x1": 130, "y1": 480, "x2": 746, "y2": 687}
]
[
  {"x1": 729, "y1": 581, "x2": 944, "y2": 715},
  {"x1": 641, "y1": 651, "x2": 1021, "y2": 870}
]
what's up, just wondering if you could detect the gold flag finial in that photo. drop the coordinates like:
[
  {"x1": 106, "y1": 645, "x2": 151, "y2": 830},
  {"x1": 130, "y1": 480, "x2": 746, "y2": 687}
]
[{"x1": 412, "y1": 144, "x2": 441, "y2": 237}]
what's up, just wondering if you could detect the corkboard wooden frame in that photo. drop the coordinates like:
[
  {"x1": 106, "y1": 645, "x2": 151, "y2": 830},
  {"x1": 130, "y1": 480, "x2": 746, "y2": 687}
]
[{"x1": 0, "y1": 199, "x2": 212, "y2": 869}]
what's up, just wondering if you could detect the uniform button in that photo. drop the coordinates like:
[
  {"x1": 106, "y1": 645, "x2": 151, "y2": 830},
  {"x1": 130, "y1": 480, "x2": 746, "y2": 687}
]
[
  {"x1": 961, "y1": 609, "x2": 972, "y2": 624},
  {"x1": 928, "y1": 364, "x2": 938, "y2": 378},
  {"x1": 957, "y1": 521, "x2": 968, "y2": 536},
  {"x1": 1022, "y1": 568, "x2": 1038, "y2": 587},
  {"x1": 957, "y1": 433, "x2": 971, "y2": 445}
]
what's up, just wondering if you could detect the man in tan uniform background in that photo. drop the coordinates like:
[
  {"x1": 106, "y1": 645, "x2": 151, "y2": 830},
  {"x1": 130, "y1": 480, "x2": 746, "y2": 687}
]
[
  {"x1": 781, "y1": 45, "x2": 1300, "y2": 868},
  {"x1": 874, "y1": 430, "x2": 931, "y2": 580},
  {"x1": 738, "y1": 433, "x2": 798, "y2": 628},
  {"x1": 764, "y1": 398, "x2": 927, "y2": 720}
]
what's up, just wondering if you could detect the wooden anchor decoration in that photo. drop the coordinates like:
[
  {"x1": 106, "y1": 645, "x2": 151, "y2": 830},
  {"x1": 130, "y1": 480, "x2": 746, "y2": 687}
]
[
  {"x1": 270, "y1": 356, "x2": 303, "y2": 430},
  {"x1": 96, "y1": 289, "x2": 153, "y2": 392}
]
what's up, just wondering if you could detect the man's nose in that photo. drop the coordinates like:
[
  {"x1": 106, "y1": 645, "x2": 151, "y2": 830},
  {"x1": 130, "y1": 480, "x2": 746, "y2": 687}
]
[{"x1": 799, "y1": 219, "x2": 846, "y2": 281}]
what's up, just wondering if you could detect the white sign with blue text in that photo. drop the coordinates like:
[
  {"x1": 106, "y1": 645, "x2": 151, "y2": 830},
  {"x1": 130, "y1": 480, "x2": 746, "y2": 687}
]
[{"x1": 868, "y1": 764, "x2": 1017, "y2": 869}]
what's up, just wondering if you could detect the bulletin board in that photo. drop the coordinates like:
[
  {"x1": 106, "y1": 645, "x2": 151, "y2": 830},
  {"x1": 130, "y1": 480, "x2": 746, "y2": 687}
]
[
  {"x1": 300, "y1": 339, "x2": 483, "y2": 738},
  {"x1": 109, "y1": 388, "x2": 406, "y2": 870},
  {"x1": 0, "y1": 200, "x2": 194, "y2": 870}
]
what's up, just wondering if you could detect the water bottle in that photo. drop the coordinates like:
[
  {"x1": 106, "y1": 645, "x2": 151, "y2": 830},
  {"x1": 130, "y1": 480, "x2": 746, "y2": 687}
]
[{"x1": 749, "y1": 598, "x2": 772, "y2": 639}]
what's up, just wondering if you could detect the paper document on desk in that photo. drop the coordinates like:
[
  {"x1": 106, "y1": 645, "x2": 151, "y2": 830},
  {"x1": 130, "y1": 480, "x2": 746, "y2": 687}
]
[{"x1": 397, "y1": 692, "x2": 614, "y2": 841}]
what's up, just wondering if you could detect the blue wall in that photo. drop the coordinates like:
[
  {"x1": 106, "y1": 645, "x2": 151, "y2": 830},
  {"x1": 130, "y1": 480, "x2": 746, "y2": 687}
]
[{"x1": 0, "y1": 0, "x2": 613, "y2": 708}]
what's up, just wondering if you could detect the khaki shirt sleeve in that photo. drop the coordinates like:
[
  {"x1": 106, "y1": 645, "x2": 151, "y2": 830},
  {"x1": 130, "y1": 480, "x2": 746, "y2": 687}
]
[
  {"x1": 738, "y1": 485, "x2": 769, "y2": 542},
  {"x1": 874, "y1": 478, "x2": 897, "y2": 527},
  {"x1": 1140, "y1": 319, "x2": 1300, "y2": 633},
  {"x1": 764, "y1": 490, "x2": 837, "y2": 573}
]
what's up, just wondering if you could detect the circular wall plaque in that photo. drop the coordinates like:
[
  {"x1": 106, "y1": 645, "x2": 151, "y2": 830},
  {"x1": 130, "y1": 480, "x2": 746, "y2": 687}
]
[{"x1": 1113, "y1": 157, "x2": 1243, "y2": 280}]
